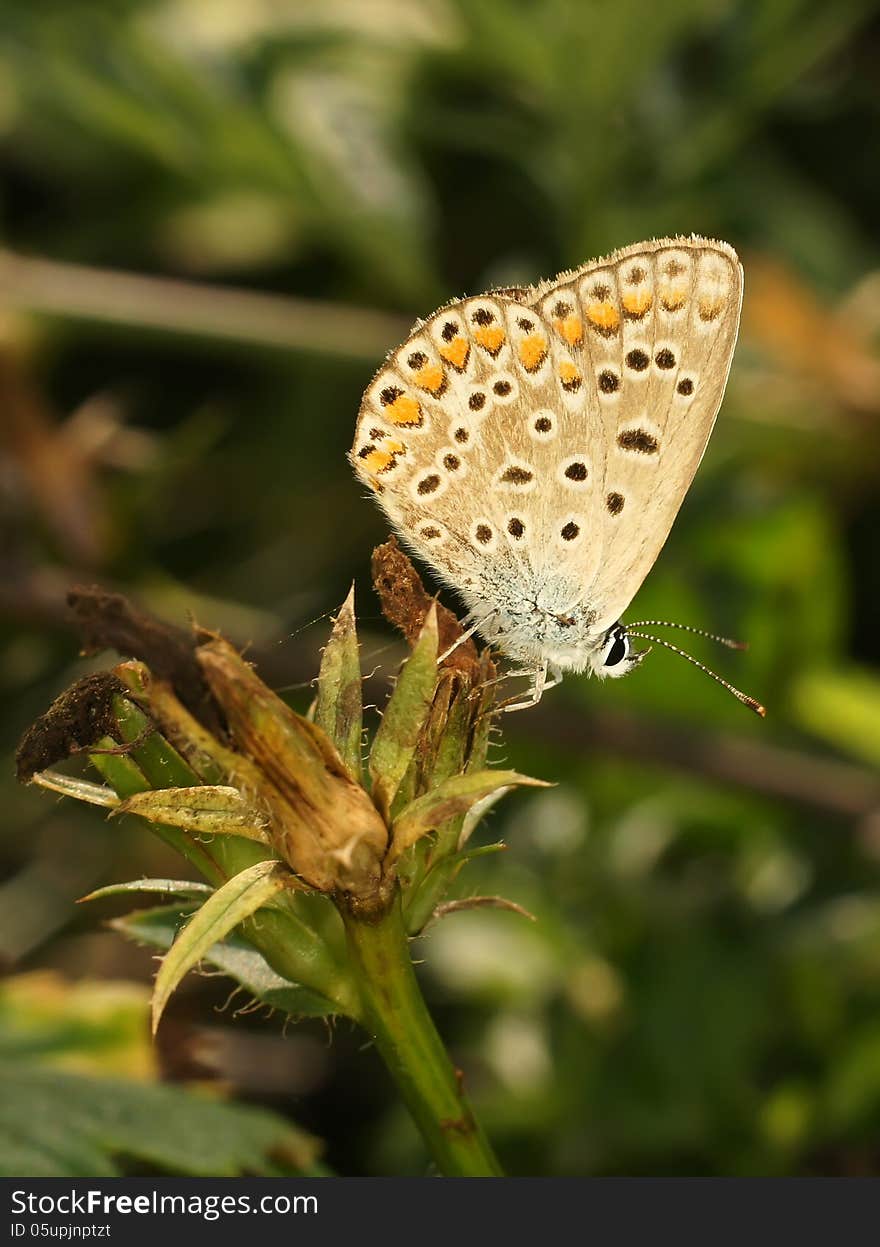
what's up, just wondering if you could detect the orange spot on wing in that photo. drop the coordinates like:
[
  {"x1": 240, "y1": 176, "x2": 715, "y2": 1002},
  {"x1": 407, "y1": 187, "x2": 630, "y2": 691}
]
[
  {"x1": 386, "y1": 394, "x2": 423, "y2": 427},
  {"x1": 553, "y1": 314, "x2": 583, "y2": 345},
  {"x1": 518, "y1": 333, "x2": 548, "y2": 371},
  {"x1": 698, "y1": 295, "x2": 726, "y2": 321},
  {"x1": 474, "y1": 325, "x2": 505, "y2": 354},
  {"x1": 362, "y1": 449, "x2": 397, "y2": 474},
  {"x1": 622, "y1": 289, "x2": 653, "y2": 318},
  {"x1": 413, "y1": 364, "x2": 445, "y2": 394},
  {"x1": 659, "y1": 284, "x2": 688, "y2": 311},
  {"x1": 586, "y1": 301, "x2": 620, "y2": 334},
  {"x1": 439, "y1": 336, "x2": 470, "y2": 370},
  {"x1": 559, "y1": 361, "x2": 582, "y2": 388}
]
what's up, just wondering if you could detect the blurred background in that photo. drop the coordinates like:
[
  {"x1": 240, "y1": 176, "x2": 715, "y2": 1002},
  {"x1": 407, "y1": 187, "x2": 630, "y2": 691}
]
[{"x1": 2, "y1": 0, "x2": 880, "y2": 1177}]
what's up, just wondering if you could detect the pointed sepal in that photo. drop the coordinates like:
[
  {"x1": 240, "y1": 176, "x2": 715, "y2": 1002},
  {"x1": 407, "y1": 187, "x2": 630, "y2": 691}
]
[
  {"x1": 314, "y1": 585, "x2": 364, "y2": 781},
  {"x1": 369, "y1": 604, "x2": 439, "y2": 821},
  {"x1": 389, "y1": 769, "x2": 549, "y2": 865},
  {"x1": 430, "y1": 895, "x2": 536, "y2": 926}
]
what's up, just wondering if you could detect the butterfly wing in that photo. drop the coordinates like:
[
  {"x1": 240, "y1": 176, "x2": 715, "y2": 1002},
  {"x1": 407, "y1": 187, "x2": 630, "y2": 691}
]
[
  {"x1": 351, "y1": 236, "x2": 742, "y2": 643},
  {"x1": 530, "y1": 237, "x2": 743, "y2": 630},
  {"x1": 350, "y1": 288, "x2": 591, "y2": 605}
]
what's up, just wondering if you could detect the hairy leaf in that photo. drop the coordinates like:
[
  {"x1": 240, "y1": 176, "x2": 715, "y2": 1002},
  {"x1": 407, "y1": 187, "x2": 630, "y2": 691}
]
[
  {"x1": 151, "y1": 860, "x2": 293, "y2": 1032},
  {"x1": 113, "y1": 904, "x2": 340, "y2": 1018},
  {"x1": 114, "y1": 784, "x2": 270, "y2": 843}
]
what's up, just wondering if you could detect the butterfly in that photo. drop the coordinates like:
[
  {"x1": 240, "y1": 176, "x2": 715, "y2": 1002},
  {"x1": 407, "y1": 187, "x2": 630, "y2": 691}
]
[{"x1": 350, "y1": 236, "x2": 764, "y2": 715}]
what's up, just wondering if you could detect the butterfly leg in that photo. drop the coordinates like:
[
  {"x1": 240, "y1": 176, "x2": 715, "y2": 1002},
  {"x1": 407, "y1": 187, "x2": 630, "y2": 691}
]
[
  {"x1": 501, "y1": 662, "x2": 551, "y2": 713},
  {"x1": 544, "y1": 663, "x2": 563, "y2": 693},
  {"x1": 501, "y1": 662, "x2": 565, "y2": 712}
]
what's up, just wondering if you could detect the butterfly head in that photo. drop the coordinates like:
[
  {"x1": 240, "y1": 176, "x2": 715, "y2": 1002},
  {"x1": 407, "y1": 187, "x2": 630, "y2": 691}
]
[{"x1": 590, "y1": 623, "x2": 650, "y2": 680}]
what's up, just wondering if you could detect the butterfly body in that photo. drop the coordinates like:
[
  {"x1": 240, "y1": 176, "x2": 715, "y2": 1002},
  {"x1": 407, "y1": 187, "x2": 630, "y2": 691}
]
[
  {"x1": 444, "y1": 562, "x2": 594, "y2": 667},
  {"x1": 351, "y1": 236, "x2": 743, "y2": 706}
]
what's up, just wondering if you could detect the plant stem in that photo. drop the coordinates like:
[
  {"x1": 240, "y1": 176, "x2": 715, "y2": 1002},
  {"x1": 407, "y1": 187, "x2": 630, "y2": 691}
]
[{"x1": 342, "y1": 892, "x2": 503, "y2": 1177}]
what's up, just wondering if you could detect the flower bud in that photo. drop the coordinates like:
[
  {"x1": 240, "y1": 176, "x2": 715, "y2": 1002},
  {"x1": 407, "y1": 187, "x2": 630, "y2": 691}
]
[{"x1": 197, "y1": 637, "x2": 388, "y2": 903}]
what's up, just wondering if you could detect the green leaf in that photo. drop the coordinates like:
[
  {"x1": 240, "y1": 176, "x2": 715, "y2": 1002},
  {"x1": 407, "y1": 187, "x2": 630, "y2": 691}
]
[
  {"x1": 114, "y1": 784, "x2": 270, "y2": 843},
  {"x1": 369, "y1": 604, "x2": 439, "y2": 821},
  {"x1": 0, "y1": 1064, "x2": 321, "y2": 1177},
  {"x1": 79, "y1": 878, "x2": 214, "y2": 904},
  {"x1": 389, "y1": 769, "x2": 549, "y2": 864},
  {"x1": 0, "y1": 972, "x2": 323, "y2": 1175},
  {"x1": 314, "y1": 584, "x2": 363, "y2": 781},
  {"x1": 200, "y1": 936, "x2": 343, "y2": 1018},
  {"x1": 113, "y1": 904, "x2": 340, "y2": 1018},
  {"x1": 30, "y1": 770, "x2": 120, "y2": 808},
  {"x1": 151, "y1": 860, "x2": 293, "y2": 1032}
]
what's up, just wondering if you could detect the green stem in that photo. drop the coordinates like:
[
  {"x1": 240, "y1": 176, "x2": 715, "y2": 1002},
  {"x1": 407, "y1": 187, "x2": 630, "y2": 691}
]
[{"x1": 342, "y1": 892, "x2": 503, "y2": 1177}]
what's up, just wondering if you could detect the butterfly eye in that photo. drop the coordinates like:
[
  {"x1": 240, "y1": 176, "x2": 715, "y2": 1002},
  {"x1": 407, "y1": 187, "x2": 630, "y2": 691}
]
[{"x1": 602, "y1": 626, "x2": 629, "y2": 668}]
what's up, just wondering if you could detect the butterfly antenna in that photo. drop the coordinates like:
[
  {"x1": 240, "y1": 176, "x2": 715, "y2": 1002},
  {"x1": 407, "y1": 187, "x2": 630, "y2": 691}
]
[
  {"x1": 627, "y1": 631, "x2": 766, "y2": 717},
  {"x1": 626, "y1": 620, "x2": 748, "y2": 650}
]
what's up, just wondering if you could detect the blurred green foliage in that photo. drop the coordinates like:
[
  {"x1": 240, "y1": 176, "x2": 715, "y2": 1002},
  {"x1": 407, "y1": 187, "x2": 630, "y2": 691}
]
[
  {"x1": 0, "y1": 973, "x2": 322, "y2": 1176},
  {"x1": 1, "y1": 0, "x2": 879, "y2": 1175}
]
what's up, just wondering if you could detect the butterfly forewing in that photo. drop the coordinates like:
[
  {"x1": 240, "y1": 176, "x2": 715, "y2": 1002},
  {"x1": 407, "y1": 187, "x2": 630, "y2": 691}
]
[{"x1": 351, "y1": 236, "x2": 742, "y2": 651}]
